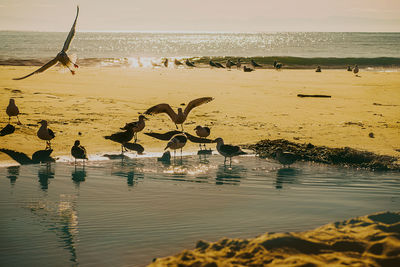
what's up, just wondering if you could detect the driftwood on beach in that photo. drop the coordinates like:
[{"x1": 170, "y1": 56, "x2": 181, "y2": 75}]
[
  {"x1": 297, "y1": 94, "x2": 331, "y2": 98},
  {"x1": 247, "y1": 139, "x2": 399, "y2": 171}
]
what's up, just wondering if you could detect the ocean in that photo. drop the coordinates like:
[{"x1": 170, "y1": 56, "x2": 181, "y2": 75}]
[{"x1": 1, "y1": 31, "x2": 400, "y2": 68}]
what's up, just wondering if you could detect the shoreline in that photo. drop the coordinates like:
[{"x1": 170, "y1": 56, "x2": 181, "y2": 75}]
[
  {"x1": 1, "y1": 66, "x2": 399, "y2": 164},
  {"x1": 149, "y1": 211, "x2": 400, "y2": 266}
]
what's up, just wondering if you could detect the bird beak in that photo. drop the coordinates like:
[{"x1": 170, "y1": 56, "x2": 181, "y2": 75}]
[{"x1": 143, "y1": 116, "x2": 148, "y2": 120}]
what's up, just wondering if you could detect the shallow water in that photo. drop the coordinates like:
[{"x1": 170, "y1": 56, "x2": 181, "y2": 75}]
[{"x1": 0, "y1": 154, "x2": 399, "y2": 266}]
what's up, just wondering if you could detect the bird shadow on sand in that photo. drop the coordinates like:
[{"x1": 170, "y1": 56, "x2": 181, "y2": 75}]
[{"x1": 0, "y1": 148, "x2": 55, "y2": 165}]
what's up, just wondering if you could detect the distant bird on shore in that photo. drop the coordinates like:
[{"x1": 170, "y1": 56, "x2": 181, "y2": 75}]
[
  {"x1": 236, "y1": 59, "x2": 242, "y2": 69},
  {"x1": 174, "y1": 59, "x2": 183, "y2": 66},
  {"x1": 37, "y1": 120, "x2": 55, "y2": 149},
  {"x1": 347, "y1": 66, "x2": 352, "y2": 71},
  {"x1": 214, "y1": 62, "x2": 225, "y2": 68},
  {"x1": 243, "y1": 66, "x2": 254, "y2": 72},
  {"x1": 185, "y1": 59, "x2": 195, "y2": 67},
  {"x1": 194, "y1": 125, "x2": 211, "y2": 150},
  {"x1": 251, "y1": 59, "x2": 262, "y2": 68},
  {"x1": 13, "y1": 6, "x2": 80, "y2": 80},
  {"x1": 276, "y1": 148, "x2": 297, "y2": 167},
  {"x1": 214, "y1": 137, "x2": 246, "y2": 166},
  {"x1": 353, "y1": 65, "x2": 359, "y2": 76},
  {"x1": 6, "y1": 99, "x2": 21, "y2": 124},
  {"x1": 226, "y1": 59, "x2": 236, "y2": 69},
  {"x1": 315, "y1": 66, "x2": 321, "y2": 72},
  {"x1": 165, "y1": 133, "x2": 187, "y2": 158},
  {"x1": 71, "y1": 140, "x2": 87, "y2": 165},
  {"x1": 163, "y1": 58, "x2": 169, "y2": 67},
  {"x1": 124, "y1": 115, "x2": 147, "y2": 142},
  {"x1": 0, "y1": 124, "x2": 15, "y2": 137},
  {"x1": 104, "y1": 123, "x2": 136, "y2": 154},
  {"x1": 274, "y1": 60, "x2": 283, "y2": 70},
  {"x1": 144, "y1": 97, "x2": 214, "y2": 130},
  {"x1": 209, "y1": 60, "x2": 217, "y2": 68}
]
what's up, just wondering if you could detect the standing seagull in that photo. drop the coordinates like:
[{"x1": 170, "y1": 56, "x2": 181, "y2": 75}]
[
  {"x1": 274, "y1": 60, "x2": 283, "y2": 70},
  {"x1": 163, "y1": 58, "x2": 169, "y2": 67},
  {"x1": 275, "y1": 148, "x2": 296, "y2": 168},
  {"x1": 71, "y1": 140, "x2": 87, "y2": 165},
  {"x1": 13, "y1": 6, "x2": 80, "y2": 80},
  {"x1": 104, "y1": 123, "x2": 136, "y2": 154},
  {"x1": 214, "y1": 137, "x2": 246, "y2": 166},
  {"x1": 236, "y1": 59, "x2": 242, "y2": 69},
  {"x1": 125, "y1": 115, "x2": 147, "y2": 142},
  {"x1": 165, "y1": 133, "x2": 187, "y2": 159},
  {"x1": 194, "y1": 125, "x2": 211, "y2": 150},
  {"x1": 144, "y1": 97, "x2": 214, "y2": 130},
  {"x1": 353, "y1": 65, "x2": 359, "y2": 76},
  {"x1": 251, "y1": 59, "x2": 262, "y2": 68},
  {"x1": 6, "y1": 99, "x2": 21, "y2": 124},
  {"x1": 226, "y1": 59, "x2": 236, "y2": 69},
  {"x1": 37, "y1": 120, "x2": 55, "y2": 149},
  {"x1": 185, "y1": 59, "x2": 195, "y2": 67}
]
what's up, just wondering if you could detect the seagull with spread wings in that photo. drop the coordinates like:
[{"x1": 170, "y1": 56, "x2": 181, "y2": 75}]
[
  {"x1": 13, "y1": 6, "x2": 80, "y2": 80},
  {"x1": 144, "y1": 97, "x2": 214, "y2": 130}
]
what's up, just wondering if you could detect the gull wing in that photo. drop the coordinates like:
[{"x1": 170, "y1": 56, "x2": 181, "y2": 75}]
[
  {"x1": 144, "y1": 104, "x2": 177, "y2": 121},
  {"x1": 184, "y1": 97, "x2": 213, "y2": 117},
  {"x1": 62, "y1": 5, "x2": 79, "y2": 52},
  {"x1": 13, "y1": 58, "x2": 59, "y2": 80},
  {"x1": 221, "y1": 144, "x2": 242, "y2": 154}
]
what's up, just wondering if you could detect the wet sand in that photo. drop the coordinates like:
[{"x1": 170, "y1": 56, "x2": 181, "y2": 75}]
[
  {"x1": 149, "y1": 211, "x2": 400, "y2": 266},
  {"x1": 1, "y1": 66, "x2": 399, "y2": 164}
]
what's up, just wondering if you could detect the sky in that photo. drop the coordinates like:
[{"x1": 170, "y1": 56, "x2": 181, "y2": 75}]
[{"x1": 0, "y1": 0, "x2": 399, "y2": 32}]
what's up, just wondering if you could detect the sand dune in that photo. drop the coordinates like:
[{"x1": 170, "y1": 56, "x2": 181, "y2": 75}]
[
  {"x1": 149, "y1": 211, "x2": 400, "y2": 266},
  {"x1": 1, "y1": 67, "x2": 399, "y2": 164}
]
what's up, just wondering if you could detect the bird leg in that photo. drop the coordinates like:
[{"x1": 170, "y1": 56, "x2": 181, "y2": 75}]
[
  {"x1": 224, "y1": 157, "x2": 227, "y2": 165},
  {"x1": 229, "y1": 157, "x2": 232, "y2": 167},
  {"x1": 199, "y1": 143, "x2": 202, "y2": 150},
  {"x1": 16, "y1": 115, "x2": 21, "y2": 125}
]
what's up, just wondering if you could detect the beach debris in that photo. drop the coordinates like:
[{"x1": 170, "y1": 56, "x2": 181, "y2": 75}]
[
  {"x1": 144, "y1": 97, "x2": 214, "y2": 130},
  {"x1": 37, "y1": 120, "x2": 55, "y2": 149},
  {"x1": 248, "y1": 139, "x2": 400, "y2": 171},
  {"x1": 13, "y1": 6, "x2": 80, "y2": 80},
  {"x1": 369, "y1": 132, "x2": 375, "y2": 138},
  {"x1": 315, "y1": 65, "x2": 321, "y2": 72},
  {"x1": 297, "y1": 94, "x2": 331, "y2": 98},
  {"x1": 0, "y1": 124, "x2": 15, "y2": 136},
  {"x1": 71, "y1": 140, "x2": 87, "y2": 165},
  {"x1": 214, "y1": 137, "x2": 247, "y2": 166}
]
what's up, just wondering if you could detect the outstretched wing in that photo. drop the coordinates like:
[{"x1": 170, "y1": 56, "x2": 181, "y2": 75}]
[
  {"x1": 184, "y1": 97, "x2": 213, "y2": 116},
  {"x1": 62, "y1": 5, "x2": 79, "y2": 52},
  {"x1": 144, "y1": 104, "x2": 177, "y2": 121},
  {"x1": 13, "y1": 58, "x2": 58, "y2": 80}
]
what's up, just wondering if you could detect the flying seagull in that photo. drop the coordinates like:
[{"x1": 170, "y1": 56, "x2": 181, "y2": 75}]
[
  {"x1": 144, "y1": 97, "x2": 214, "y2": 130},
  {"x1": 214, "y1": 137, "x2": 246, "y2": 166},
  {"x1": 13, "y1": 6, "x2": 80, "y2": 80},
  {"x1": 37, "y1": 120, "x2": 55, "y2": 149}
]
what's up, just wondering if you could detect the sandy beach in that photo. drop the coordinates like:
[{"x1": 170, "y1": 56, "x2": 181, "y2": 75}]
[{"x1": 1, "y1": 66, "x2": 399, "y2": 164}]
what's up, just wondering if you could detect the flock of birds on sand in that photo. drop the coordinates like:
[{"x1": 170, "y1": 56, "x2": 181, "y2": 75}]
[{"x1": 2, "y1": 5, "x2": 362, "y2": 168}]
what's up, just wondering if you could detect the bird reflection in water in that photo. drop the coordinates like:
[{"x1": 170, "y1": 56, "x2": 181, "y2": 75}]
[
  {"x1": 6, "y1": 165, "x2": 20, "y2": 185},
  {"x1": 38, "y1": 164, "x2": 55, "y2": 191},
  {"x1": 215, "y1": 164, "x2": 246, "y2": 185},
  {"x1": 275, "y1": 168, "x2": 299, "y2": 189},
  {"x1": 71, "y1": 168, "x2": 86, "y2": 187},
  {"x1": 111, "y1": 160, "x2": 144, "y2": 187}
]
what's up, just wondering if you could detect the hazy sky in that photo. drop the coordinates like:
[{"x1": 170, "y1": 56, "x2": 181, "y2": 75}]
[{"x1": 0, "y1": 0, "x2": 399, "y2": 32}]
